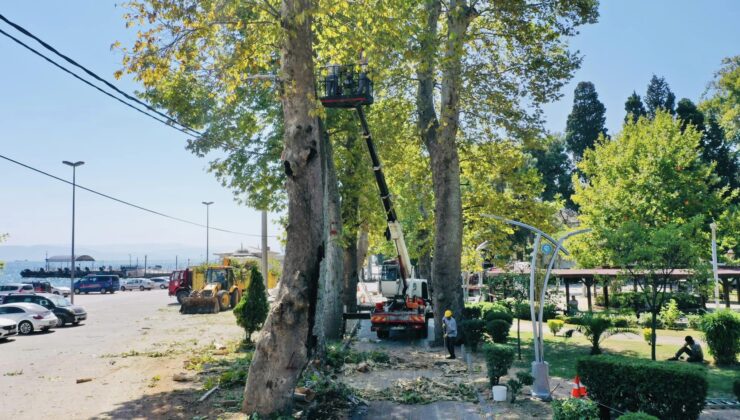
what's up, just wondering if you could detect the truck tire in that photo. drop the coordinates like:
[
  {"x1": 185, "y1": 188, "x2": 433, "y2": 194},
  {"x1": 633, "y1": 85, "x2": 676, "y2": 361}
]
[
  {"x1": 230, "y1": 289, "x2": 241, "y2": 310},
  {"x1": 377, "y1": 330, "x2": 390, "y2": 339},
  {"x1": 217, "y1": 290, "x2": 229, "y2": 311},
  {"x1": 176, "y1": 289, "x2": 190, "y2": 305}
]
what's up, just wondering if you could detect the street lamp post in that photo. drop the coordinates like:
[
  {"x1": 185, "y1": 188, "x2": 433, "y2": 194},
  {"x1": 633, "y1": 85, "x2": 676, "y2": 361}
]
[
  {"x1": 202, "y1": 202, "x2": 214, "y2": 265},
  {"x1": 63, "y1": 160, "x2": 84, "y2": 304}
]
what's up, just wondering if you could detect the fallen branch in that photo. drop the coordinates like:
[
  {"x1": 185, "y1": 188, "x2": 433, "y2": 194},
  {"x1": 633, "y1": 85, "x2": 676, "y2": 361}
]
[{"x1": 198, "y1": 385, "x2": 219, "y2": 402}]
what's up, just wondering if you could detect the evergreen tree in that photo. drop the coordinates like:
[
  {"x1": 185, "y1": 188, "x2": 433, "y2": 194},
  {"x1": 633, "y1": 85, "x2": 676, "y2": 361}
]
[
  {"x1": 645, "y1": 75, "x2": 676, "y2": 117},
  {"x1": 702, "y1": 114, "x2": 740, "y2": 193},
  {"x1": 528, "y1": 135, "x2": 574, "y2": 208},
  {"x1": 624, "y1": 91, "x2": 647, "y2": 123},
  {"x1": 565, "y1": 82, "x2": 608, "y2": 162},
  {"x1": 676, "y1": 98, "x2": 705, "y2": 132},
  {"x1": 234, "y1": 265, "x2": 269, "y2": 344}
]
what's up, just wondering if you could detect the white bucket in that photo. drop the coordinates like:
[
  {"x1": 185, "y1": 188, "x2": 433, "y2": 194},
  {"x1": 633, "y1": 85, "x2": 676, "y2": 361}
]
[{"x1": 492, "y1": 385, "x2": 507, "y2": 402}]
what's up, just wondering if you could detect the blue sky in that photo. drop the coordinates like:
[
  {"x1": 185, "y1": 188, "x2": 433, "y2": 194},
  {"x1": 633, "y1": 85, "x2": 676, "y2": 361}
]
[{"x1": 1, "y1": 1, "x2": 738, "y2": 260}]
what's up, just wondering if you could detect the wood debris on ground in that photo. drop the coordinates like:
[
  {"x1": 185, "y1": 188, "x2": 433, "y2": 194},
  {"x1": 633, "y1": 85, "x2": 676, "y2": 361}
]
[{"x1": 359, "y1": 376, "x2": 478, "y2": 404}]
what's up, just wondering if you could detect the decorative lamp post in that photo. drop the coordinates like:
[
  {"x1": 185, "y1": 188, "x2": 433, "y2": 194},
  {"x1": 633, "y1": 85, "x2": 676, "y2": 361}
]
[{"x1": 484, "y1": 214, "x2": 590, "y2": 401}]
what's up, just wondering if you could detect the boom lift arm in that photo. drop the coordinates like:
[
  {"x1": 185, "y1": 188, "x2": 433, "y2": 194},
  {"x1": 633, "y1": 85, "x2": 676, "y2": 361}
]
[{"x1": 355, "y1": 106, "x2": 412, "y2": 297}]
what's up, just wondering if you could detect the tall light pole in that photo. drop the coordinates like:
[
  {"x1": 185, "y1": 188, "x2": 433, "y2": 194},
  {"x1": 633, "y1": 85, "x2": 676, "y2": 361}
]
[
  {"x1": 202, "y1": 201, "x2": 214, "y2": 265},
  {"x1": 63, "y1": 160, "x2": 84, "y2": 304},
  {"x1": 710, "y1": 222, "x2": 719, "y2": 308}
]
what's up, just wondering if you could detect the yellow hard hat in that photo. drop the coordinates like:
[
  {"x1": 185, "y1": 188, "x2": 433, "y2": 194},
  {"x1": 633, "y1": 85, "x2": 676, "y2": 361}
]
[{"x1": 444, "y1": 310, "x2": 453, "y2": 317}]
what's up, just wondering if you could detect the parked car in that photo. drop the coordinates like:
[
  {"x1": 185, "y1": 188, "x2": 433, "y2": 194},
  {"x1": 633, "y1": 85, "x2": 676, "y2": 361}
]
[
  {"x1": 149, "y1": 277, "x2": 169, "y2": 289},
  {"x1": 0, "y1": 317, "x2": 17, "y2": 341},
  {"x1": 73, "y1": 275, "x2": 120, "y2": 294},
  {"x1": 52, "y1": 286, "x2": 71, "y2": 297},
  {"x1": 0, "y1": 283, "x2": 35, "y2": 303},
  {"x1": 120, "y1": 278, "x2": 154, "y2": 291},
  {"x1": 2, "y1": 293, "x2": 87, "y2": 327},
  {"x1": 0, "y1": 303, "x2": 58, "y2": 334}
]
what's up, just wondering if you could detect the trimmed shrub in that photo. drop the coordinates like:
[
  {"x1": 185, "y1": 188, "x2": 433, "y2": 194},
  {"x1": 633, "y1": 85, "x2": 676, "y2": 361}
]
[
  {"x1": 551, "y1": 398, "x2": 599, "y2": 420},
  {"x1": 482, "y1": 343, "x2": 515, "y2": 385},
  {"x1": 600, "y1": 292, "x2": 702, "y2": 312},
  {"x1": 515, "y1": 302, "x2": 558, "y2": 321},
  {"x1": 486, "y1": 319, "x2": 512, "y2": 343},
  {"x1": 642, "y1": 328, "x2": 653, "y2": 345},
  {"x1": 700, "y1": 309, "x2": 740, "y2": 365},
  {"x1": 516, "y1": 370, "x2": 534, "y2": 386},
  {"x1": 734, "y1": 378, "x2": 740, "y2": 402},
  {"x1": 617, "y1": 413, "x2": 659, "y2": 420},
  {"x1": 461, "y1": 319, "x2": 485, "y2": 352},
  {"x1": 467, "y1": 302, "x2": 510, "y2": 321},
  {"x1": 463, "y1": 304, "x2": 482, "y2": 320},
  {"x1": 577, "y1": 355, "x2": 707, "y2": 419},
  {"x1": 485, "y1": 310, "x2": 514, "y2": 325},
  {"x1": 548, "y1": 319, "x2": 565, "y2": 336},
  {"x1": 507, "y1": 377, "x2": 523, "y2": 402}
]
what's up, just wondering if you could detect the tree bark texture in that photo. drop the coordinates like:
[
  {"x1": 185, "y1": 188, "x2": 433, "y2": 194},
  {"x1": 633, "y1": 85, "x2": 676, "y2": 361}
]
[
  {"x1": 415, "y1": 0, "x2": 473, "y2": 343},
  {"x1": 356, "y1": 227, "x2": 369, "y2": 279},
  {"x1": 319, "y1": 121, "x2": 344, "y2": 341},
  {"x1": 243, "y1": 0, "x2": 323, "y2": 414}
]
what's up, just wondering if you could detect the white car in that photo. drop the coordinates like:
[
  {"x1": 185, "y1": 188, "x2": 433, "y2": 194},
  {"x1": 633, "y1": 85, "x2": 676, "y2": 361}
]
[
  {"x1": 52, "y1": 285, "x2": 71, "y2": 297},
  {"x1": 149, "y1": 277, "x2": 169, "y2": 289},
  {"x1": 0, "y1": 317, "x2": 17, "y2": 340},
  {"x1": 120, "y1": 278, "x2": 154, "y2": 291},
  {"x1": 0, "y1": 283, "x2": 35, "y2": 303},
  {"x1": 0, "y1": 303, "x2": 58, "y2": 335}
]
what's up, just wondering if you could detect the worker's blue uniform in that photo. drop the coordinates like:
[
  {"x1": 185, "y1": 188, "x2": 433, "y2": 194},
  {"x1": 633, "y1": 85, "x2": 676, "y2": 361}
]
[{"x1": 443, "y1": 316, "x2": 457, "y2": 359}]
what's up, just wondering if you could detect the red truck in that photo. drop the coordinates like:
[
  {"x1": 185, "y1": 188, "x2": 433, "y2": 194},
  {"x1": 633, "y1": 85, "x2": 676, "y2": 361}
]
[{"x1": 168, "y1": 269, "x2": 193, "y2": 304}]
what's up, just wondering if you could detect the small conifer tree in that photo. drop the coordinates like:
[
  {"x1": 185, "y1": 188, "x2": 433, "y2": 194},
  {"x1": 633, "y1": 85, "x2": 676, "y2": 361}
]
[{"x1": 234, "y1": 265, "x2": 269, "y2": 344}]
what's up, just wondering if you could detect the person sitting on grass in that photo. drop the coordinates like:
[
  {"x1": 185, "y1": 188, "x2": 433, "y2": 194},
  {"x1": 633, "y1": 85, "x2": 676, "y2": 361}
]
[{"x1": 668, "y1": 335, "x2": 704, "y2": 362}]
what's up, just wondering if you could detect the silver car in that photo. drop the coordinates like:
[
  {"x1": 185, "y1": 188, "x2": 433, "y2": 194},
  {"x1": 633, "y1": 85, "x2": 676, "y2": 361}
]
[
  {"x1": 0, "y1": 302, "x2": 58, "y2": 334},
  {"x1": 120, "y1": 278, "x2": 154, "y2": 291}
]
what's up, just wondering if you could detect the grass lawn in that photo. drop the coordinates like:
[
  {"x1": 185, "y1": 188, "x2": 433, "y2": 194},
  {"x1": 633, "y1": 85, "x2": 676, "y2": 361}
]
[{"x1": 509, "y1": 327, "x2": 739, "y2": 397}]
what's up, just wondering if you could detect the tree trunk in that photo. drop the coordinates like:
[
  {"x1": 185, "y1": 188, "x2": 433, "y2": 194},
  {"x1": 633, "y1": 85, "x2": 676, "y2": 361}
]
[
  {"x1": 565, "y1": 279, "x2": 571, "y2": 311},
  {"x1": 321, "y1": 124, "x2": 344, "y2": 340},
  {"x1": 357, "y1": 227, "x2": 369, "y2": 279},
  {"x1": 342, "y1": 234, "x2": 359, "y2": 313},
  {"x1": 602, "y1": 285, "x2": 609, "y2": 309},
  {"x1": 585, "y1": 279, "x2": 593, "y2": 312},
  {"x1": 416, "y1": 0, "x2": 472, "y2": 343},
  {"x1": 243, "y1": 0, "x2": 322, "y2": 414},
  {"x1": 722, "y1": 278, "x2": 731, "y2": 308},
  {"x1": 650, "y1": 310, "x2": 658, "y2": 361},
  {"x1": 736, "y1": 278, "x2": 739, "y2": 304}
]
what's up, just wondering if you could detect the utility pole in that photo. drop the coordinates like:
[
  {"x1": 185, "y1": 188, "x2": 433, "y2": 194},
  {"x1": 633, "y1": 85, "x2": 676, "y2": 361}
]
[
  {"x1": 144, "y1": 254, "x2": 148, "y2": 277},
  {"x1": 261, "y1": 210, "x2": 269, "y2": 286},
  {"x1": 202, "y1": 201, "x2": 214, "y2": 265},
  {"x1": 63, "y1": 160, "x2": 84, "y2": 304},
  {"x1": 175, "y1": 255, "x2": 178, "y2": 270}
]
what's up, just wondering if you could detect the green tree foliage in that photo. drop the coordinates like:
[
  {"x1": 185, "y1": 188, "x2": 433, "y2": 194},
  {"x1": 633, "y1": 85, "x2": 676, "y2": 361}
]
[
  {"x1": 676, "y1": 98, "x2": 705, "y2": 132},
  {"x1": 234, "y1": 266, "x2": 269, "y2": 344},
  {"x1": 658, "y1": 299, "x2": 682, "y2": 329},
  {"x1": 701, "y1": 115, "x2": 740, "y2": 193},
  {"x1": 624, "y1": 91, "x2": 647, "y2": 124},
  {"x1": 573, "y1": 111, "x2": 731, "y2": 359},
  {"x1": 701, "y1": 55, "x2": 740, "y2": 140},
  {"x1": 645, "y1": 75, "x2": 676, "y2": 117},
  {"x1": 700, "y1": 309, "x2": 740, "y2": 365},
  {"x1": 527, "y1": 134, "x2": 574, "y2": 207},
  {"x1": 565, "y1": 81, "x2": 607, "y2": 162}
]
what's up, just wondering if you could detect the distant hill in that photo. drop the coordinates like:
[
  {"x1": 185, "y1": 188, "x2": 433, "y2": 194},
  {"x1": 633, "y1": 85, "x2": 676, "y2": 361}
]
[{"x1": 0, "y1": 243, "x2": 235, "y2": 262}]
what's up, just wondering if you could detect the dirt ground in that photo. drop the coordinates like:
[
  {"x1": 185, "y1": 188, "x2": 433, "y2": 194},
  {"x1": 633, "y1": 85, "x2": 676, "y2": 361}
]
[{"x1": 0, "y1": 289, "x2": 245, "y2": 419}]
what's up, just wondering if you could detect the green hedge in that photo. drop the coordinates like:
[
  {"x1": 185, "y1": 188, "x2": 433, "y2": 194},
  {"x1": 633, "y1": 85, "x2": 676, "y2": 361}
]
[
  {"x1": 700, "y1": 309, "x2": 740, "y2": 365},
  {"x1": 464, "y1": 302, "x2": 510, "y2": 320},
  {"x1": 513, "y1": 302, "x2": 558, "y2": 321},
  {"x1": 617, "y1": 412, "x2": 659, "y2": 420},
  {"x1": 577, "y1": 355, "x2": 707, "y2": 419},
  {"x1": 482, "y1": 343, "x2": 514, "y2": 385},
  {"x1": 596, "y1": 292, "x2": 702, "y2": 312}
]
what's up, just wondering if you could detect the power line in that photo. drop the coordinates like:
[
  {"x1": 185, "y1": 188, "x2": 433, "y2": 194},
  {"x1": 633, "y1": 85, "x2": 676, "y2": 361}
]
[
  {"x1": 0, "y1": 13, "x2": 202, "y2": 137},
  {"x1": 0, "y1": 153, "x2": 278, "y2": 238},
  {"x1": 0, "y1": 15, "x2": 270, "y2": 158},
  {"x1": 0, "y1": 27, "x2": 197, "y2": 139}
]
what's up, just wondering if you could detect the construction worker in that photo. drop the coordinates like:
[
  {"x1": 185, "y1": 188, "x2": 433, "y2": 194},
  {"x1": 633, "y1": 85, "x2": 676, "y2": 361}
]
[{"x1": 442, "y1": 309, "x2": 457, "y2": 359}]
